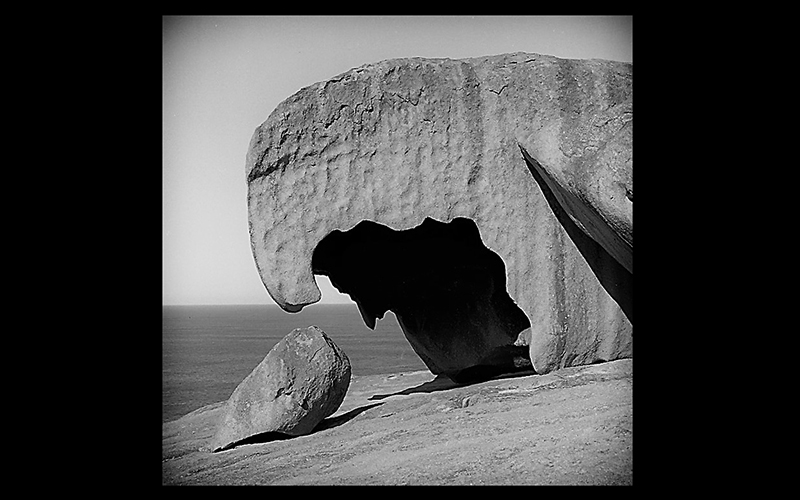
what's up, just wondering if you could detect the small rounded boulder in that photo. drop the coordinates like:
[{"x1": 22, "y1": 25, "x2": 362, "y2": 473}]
[{"x1": 211, "y1": 326, "x2": 351, "y2": 451}]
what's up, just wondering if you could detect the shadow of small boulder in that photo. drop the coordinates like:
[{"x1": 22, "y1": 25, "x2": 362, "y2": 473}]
[{"x1": 212, "y1": 402, "x2": 384, "y2": 452}]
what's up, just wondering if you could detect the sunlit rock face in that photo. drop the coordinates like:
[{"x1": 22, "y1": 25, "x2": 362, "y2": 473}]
[
  {"x1": 246, "y1": 52, "x2": 632, "y2": 376},
  {"x1": 211, "y1": 326, "x2": 351, "y2": 452}
]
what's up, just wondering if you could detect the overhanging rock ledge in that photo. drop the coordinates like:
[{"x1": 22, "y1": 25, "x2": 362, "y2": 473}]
[{"x1": 246, "y1": 52, "x2": 632, "y2": 376}]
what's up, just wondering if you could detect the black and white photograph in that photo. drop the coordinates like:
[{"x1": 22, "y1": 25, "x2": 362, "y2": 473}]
[{"x1": 163, "y1": 15, "x2": 633, "y2": 485}]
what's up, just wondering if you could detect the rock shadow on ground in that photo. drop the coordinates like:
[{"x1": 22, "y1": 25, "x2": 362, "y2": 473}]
[
  {"x1": 213, "y1": 402, "x2": 384, "y2": 452},
  {"x1": 368, "y1": 369, "x2": 537, "y2": 400}
]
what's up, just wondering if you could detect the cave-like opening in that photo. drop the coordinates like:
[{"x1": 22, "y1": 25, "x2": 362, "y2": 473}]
[{"x1": 311, "y1": 217, "x2": 532, "y2": 383}]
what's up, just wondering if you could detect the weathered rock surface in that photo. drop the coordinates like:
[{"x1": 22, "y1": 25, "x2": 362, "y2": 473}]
[
  {"x1": 247, "y1": 52, "x2": 632, "y2": 375},
  {"x1": 210, "y1": 326, "x2": 351, "y2": 451}
]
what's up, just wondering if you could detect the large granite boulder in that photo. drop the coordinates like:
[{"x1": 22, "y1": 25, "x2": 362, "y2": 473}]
[
  {"x1": 246, "y1": 52, "x2": 632, "y2": 377},
  {"x1": 211, "y1": 326, "x2": 351, "y2": 451}
]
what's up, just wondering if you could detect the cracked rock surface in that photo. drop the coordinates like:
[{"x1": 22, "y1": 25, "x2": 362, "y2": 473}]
[
  {"x1": 247, "y1": 52, "x2": 632, "y2": 374},
  {"x1": 210, "y1": 326, "x2": 351, "y2": 452}
]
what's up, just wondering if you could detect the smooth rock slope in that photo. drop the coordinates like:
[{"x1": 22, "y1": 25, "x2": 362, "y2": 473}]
[
  {"x1": 163, "y1": 359, "x2": 633, "y2": 485},
  {"x1": 246, "y1": 52, "x2": 632, "y2": 375}
]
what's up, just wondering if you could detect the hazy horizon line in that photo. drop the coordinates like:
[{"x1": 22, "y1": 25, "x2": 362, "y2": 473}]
[{"x1": 162, "y1": 301, "x2": 355, "y2": 307}]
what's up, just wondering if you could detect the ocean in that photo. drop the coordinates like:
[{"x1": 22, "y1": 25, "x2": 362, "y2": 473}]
[{"x1": 162, "y1": 304, "x2": 428, "y2": 423}]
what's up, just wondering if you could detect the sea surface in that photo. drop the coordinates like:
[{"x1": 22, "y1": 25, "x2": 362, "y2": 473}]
[{"x1": 162, "y1": 304, "x2": 428, "y2": 423}]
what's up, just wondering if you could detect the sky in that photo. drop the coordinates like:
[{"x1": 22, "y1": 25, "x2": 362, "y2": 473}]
[{"x1": 162, "y1": 15, "x2": 632, "y2": 306}]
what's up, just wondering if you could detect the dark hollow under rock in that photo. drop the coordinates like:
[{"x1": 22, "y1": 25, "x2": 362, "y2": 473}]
[{"x1": 312, "y1": 217, "x2": 532, "y2": 383}]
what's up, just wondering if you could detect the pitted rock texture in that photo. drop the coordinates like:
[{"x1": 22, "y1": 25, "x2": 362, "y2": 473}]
[
  {"x1": 247, "y1": 52, "x2": 632, "y2": 374},
  {"x1": 211, "y1": 326, "x2": 351, "y2": 451}
]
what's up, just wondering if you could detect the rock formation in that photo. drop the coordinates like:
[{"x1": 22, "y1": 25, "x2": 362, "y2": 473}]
[
  {"x1": 246, "y1": 52, "x2": 632, "y2": 377},
  {"x1": 211, "y1": 326, "x2": 351, "y2": 451}
]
